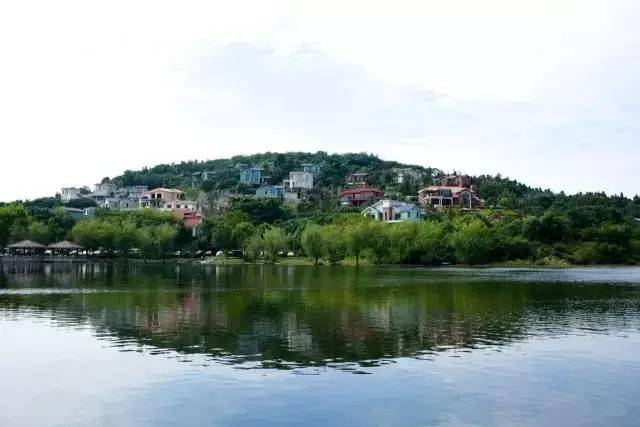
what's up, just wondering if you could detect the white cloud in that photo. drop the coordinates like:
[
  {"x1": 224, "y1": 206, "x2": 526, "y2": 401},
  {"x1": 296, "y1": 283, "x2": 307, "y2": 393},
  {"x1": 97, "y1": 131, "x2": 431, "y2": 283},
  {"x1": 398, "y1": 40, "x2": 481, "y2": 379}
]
[{"x1": 0, "y1": 0, "x2": 639, "y2": 200}]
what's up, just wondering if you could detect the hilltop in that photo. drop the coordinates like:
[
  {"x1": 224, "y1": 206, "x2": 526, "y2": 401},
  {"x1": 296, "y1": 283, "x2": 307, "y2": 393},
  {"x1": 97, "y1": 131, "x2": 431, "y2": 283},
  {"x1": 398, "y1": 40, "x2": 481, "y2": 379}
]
[{"x1": 109, "y1": 151, "x2": 640, "y2": 219}]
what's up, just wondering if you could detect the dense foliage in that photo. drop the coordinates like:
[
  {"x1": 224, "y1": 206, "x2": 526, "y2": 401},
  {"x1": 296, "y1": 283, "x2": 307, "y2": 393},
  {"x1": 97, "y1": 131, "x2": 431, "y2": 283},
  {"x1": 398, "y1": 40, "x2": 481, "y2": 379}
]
[
  {"x1": 2, "y1": 153, "x2": 639, "y2": 265},
  {"x1": 114, "y1": 151, "x2": 440, "y2": 196}
]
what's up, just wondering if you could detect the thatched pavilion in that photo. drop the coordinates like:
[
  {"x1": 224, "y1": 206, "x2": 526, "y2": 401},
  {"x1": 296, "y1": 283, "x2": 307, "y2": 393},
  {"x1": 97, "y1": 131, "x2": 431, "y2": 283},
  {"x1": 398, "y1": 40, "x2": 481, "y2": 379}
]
[
  {"x1": 8, "y1": 240, "x2": 46, "y2": 255},
  {"x1": 47, "y1": 241, "x2": 84, "y2": 255}
]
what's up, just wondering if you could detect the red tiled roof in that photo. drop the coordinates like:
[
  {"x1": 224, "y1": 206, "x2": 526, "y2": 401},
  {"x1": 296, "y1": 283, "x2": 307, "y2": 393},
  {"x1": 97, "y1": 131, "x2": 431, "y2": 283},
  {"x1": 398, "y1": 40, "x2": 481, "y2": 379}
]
[{"x1": 338, "y1": 187, "x2": 383, "y2": 197}]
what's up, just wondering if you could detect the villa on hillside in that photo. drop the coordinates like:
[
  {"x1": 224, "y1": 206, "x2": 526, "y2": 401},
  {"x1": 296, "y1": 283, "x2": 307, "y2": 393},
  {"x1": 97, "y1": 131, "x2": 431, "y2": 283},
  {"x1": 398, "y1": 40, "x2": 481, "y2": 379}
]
[
  {"x1": 256, "y1": 184, "x2": 285, "y2": 199},
  {"x1": 89, "y1": 181, "x2": 117, "y2": 206},
  {"x1": 239, "y1": 165, "x2": 264, "y2": 186},
  {"x1": 345, "y1": 172, "x2": 368, "y2": 187},
  {"x1": 362, "y1": 199, "x2": 422, "y2": 222},
  {"x1": 60, "y1": 187, "x2": 83, "y2": 202},
  {"x1": 289, "y1": 171, "x2": 314, "y2": 190},
  {"x1": 140, "y1": 188, "x2": 184, "y2": 208},
  {"x1": 338, "y1": 187, "x2": 383, "y2": 207},
  {"x1": 418, "y1": 174, "x2": 484, "y2": 209}
]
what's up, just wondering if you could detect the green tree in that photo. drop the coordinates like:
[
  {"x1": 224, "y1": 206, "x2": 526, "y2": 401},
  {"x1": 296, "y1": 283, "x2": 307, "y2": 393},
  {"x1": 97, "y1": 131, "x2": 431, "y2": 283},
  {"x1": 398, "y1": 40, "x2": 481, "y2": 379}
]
[
  {"x1": 114, "y1": 220, "x2": 139, "y2": 257},
  {"x1": 0, "y1": 204, "x2": 29, "y2": 246},
  {"x1": 25, "y1": 222, "x2": 52, "y2": 244},
  {"x1": 262, "y1": 227, "x2": 288, "y2": 263},
  {"x1": 301, "y1": 224, "x2": 324, "y2": 265},
  {"x1": 413, "y1": 221, "x2": 452, "y2": 265},
  {"x1": 345, "y1": 222, "x2": 371, "y2": 267},
  {"x1": 243, "y1": 234, "x2": 264, "y2": 262},
  {"x1": 155, "y1": 224, "x2": 178, "y2": 257},
  {"x1": 367, "y1": 222, "x2": 391, "y2": 265},
  {"x1": 233, "y1": 222, "x2": 256, "y2": 250},
  {"x1": 322, "y1": 225, "x2": 346, "y2": 265},
  {"x1": 453, "y1": 219, "x2": 493, "y2": 265}
]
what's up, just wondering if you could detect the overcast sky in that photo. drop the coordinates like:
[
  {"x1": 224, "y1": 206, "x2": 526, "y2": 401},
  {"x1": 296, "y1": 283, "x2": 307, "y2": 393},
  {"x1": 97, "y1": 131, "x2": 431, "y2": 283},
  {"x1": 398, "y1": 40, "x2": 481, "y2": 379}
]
[{"x1": 1, "y1": 0, "x2": 639, "y2": 201}]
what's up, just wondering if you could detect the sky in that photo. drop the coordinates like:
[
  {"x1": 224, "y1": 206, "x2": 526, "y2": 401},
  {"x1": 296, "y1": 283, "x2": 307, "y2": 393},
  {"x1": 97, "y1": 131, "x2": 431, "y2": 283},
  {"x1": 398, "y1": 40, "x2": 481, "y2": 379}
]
[{"x1": 1, "y1": 0, "x2": 639, "y2": 201}]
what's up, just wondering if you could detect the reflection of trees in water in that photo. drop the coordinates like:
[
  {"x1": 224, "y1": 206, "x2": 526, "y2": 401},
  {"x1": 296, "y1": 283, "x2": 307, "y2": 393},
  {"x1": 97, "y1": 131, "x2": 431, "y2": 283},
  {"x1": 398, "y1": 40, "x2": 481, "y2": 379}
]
[{"x1": 1, "y1": 263, "x2": 639, "y2": 369}]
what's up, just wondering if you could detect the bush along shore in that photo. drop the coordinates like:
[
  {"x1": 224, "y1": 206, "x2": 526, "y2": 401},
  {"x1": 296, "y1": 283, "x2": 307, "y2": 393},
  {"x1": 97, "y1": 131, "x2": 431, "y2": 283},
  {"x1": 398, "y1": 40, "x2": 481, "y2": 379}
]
[{"x1": 2, "y1": 200, "x2": 639, "y2": 266}]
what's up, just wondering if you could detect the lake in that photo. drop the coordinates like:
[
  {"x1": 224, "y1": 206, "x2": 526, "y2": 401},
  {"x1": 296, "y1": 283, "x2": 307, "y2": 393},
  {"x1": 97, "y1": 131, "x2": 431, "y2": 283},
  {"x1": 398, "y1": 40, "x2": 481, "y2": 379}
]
[{"x1": 1, "y1": 263, "x2": 640, "y2": 426}]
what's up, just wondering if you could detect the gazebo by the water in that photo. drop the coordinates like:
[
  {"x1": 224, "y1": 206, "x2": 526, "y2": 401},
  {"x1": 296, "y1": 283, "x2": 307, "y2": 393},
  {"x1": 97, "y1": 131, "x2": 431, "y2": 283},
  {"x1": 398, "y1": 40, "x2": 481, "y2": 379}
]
[
  {"x1": 47, "y1": 240, "x2": 83, "y2": 255},
  {"x1": 8, "y1": 240, "x2": 46, "y2": 256}
]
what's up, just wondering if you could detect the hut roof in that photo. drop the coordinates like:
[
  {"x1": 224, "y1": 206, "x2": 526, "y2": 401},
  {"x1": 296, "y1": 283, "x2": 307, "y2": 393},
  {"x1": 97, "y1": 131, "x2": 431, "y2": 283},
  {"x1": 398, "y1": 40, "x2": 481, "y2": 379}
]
[
  {"x1": 47, "y1": 240, "x2": 83, "y2": 249},
  {"x1": 8, "y1": 240, "x2": 46, "y2": 249}
]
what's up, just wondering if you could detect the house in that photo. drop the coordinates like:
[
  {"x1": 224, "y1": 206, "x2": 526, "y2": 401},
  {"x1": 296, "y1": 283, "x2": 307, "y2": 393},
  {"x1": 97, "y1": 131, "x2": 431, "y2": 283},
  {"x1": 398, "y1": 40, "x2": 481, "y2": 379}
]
[
  {"x1": 162, "y1": 200, "x2": 199, "y2": 211},
  {"x1": 104, "y1": 197, "x2": 139, "y2": 210},
  {"x1": 418, "y1": 174, "x2": 483, "y2": 209},
  {"x1": 169, "y1": 208, "x2": 204, "y2": 236},
  {"x1": 61, "y1": 207, "x2": 85, "y2": 220},
  {"x1": 140, "y1": 188, "x2": 184, "y2": 208},
  {"x1": 289, "y1": 171, "x2": 314, "y2": 190},
  {"x1": 202, "y1": 171, "x2": 215, "y2": 181},
  {"x1": 60, "y1": 187, "x2": 82, "y2": 202},
  {"x1": 345, "y1": 172, "x2": 368, "y2": 187},
  {"x1": 362, "y1": 200, "x2": 422, "y2": 222},
  {"x1": 92, "y1": 181, "x2": 117, "y2": 197},
  {"x1": 392, "y1": 168, "x2": 423, "y2": 184},
  {"x1": 89, "y1": 181, "x2": 117, "y2": 207},
  {"x1": 240, "y1": 166, "x2": 264, "y2": 186},
  {"x1": 125, "y1": 185, "x2": 148, "y2": 200},
  {"x1": 256, "y1": 185, "x2": 285, "y2": 199},
  {"x1": 338, "y1": 187, "x2": 383, "y2": 207}
]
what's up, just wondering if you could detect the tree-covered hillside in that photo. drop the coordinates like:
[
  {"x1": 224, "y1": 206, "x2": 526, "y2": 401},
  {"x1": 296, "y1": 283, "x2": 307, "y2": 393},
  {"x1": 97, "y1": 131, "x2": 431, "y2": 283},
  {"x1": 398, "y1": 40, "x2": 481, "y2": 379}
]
[
  {"x1": 2, "y1": 152, "x2": 640, "y2": 266},
  {"x1": 114, "y1": 151, "x2": 441, "y2": 193}
]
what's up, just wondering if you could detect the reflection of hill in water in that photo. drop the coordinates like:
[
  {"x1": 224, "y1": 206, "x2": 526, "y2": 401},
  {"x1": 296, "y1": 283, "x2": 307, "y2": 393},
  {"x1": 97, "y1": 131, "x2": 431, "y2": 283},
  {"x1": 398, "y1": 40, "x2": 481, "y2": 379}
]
[{"x1": 1, "y1": 263, "x2": 639, "y2": 369}]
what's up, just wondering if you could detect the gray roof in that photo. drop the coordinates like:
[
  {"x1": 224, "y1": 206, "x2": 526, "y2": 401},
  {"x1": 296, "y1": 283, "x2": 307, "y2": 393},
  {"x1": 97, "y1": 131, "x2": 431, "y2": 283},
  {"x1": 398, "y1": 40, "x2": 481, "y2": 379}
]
[
  {"x1": 8, "y1": 240, "x2": 46, "y2": 249},
  {"x1": 47, "y1": 240, "x2": 83, "y2": 249},
  {"x1": 363, "y1": 200, "x2": 419, "y2": 214}
]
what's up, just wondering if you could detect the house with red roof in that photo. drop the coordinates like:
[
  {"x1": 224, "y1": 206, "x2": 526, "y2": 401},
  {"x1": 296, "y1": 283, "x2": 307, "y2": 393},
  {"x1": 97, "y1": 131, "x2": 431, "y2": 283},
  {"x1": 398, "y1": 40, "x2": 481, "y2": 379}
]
[
  {"x1": 418, "y1": 175, "x2": 484, "y2": 209},
  {"x1": 338, "y1": 187, "x2": 383, "y2": 207}
]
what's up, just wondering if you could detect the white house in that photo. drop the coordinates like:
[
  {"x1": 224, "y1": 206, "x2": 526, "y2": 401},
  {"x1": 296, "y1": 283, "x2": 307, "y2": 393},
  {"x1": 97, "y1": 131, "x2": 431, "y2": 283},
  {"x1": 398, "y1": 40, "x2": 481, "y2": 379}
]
[
  {"x1": 289, "y1": 171, "x2": 314, "y2": 190},
  {"x1": 362, "y1": 199, "x2": 422, "y2": 222},
  {"x1": 60, "y1": 187, "x2": 82, "y2": 202}
]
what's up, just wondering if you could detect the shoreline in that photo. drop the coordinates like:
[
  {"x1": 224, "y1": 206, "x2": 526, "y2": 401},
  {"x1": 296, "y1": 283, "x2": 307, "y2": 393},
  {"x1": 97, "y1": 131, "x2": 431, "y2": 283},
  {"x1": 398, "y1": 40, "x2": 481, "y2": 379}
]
[{"x1": 2, "y1": 255, "x2": 637, "y2": 269}]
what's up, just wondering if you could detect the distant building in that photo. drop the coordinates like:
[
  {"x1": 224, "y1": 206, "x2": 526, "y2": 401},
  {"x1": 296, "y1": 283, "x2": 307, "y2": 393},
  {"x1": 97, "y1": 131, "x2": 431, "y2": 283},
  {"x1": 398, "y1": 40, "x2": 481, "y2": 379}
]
[
  {"x1": 338, "y1": 187, "x2": 383, "y2": 207},
  {"x1": 418, "y1": 174, "x2": 483, "y2": 209},
  {"x1": 256, "y1": 185, "x2": 285, "y2": 199},
  {"x1": 92, "y1": 181, "x2": 117, "y2": 197},
  {"x1": 61, "y1": 207, "x2": 85, "y2": 220},
  {"x1": 168, "y1": 208, "x2": 204, "y2": 236},
  {"x1": 140, "y1": 188, "x2": 184, "y2": 208},
  {"x1": 89, "y1": 181, "x2": 117, "y2": 207},
  {"x1": 345, "y1": 172, "x2": 368, "y2": 187},
  {"x1": 362, "y1": 200, "x2": 422, "y2": 222},
  {"x1": 105, "y1": 197, "x2": 139, "y2": 210},
  {"x1": 60, "y1": 187, "x2": 83, "y2": 202},
  {"x1": 392, "y1": 168, "x2": 423, "y2": 184},
  {"x1": 125, "y1": 185, "x2": 148, "y2": 200},
  {"x1": 240, "y1": 166, "x2": 264, "y2": 186},
  {"x1": 162, "y1": 200, "x2": 199, "y2": 211},
  {"x1": 289, "y1": 171, "x2": 314, "y2": 190}
]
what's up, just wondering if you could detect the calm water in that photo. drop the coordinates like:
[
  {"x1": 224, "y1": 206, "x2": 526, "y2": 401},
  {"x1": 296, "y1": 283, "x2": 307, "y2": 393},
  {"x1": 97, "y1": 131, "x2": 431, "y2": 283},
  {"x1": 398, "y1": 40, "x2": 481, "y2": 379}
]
[{"x1": 1, "y1": 263, "x2": 640, "y2": 427}]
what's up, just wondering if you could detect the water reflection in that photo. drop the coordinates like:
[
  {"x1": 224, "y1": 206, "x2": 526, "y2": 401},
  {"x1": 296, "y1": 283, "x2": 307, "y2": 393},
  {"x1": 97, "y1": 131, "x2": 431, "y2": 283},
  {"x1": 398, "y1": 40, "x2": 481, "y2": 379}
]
[{"x1": 1, "y1": 263, "x2": 639, "y2": 371}]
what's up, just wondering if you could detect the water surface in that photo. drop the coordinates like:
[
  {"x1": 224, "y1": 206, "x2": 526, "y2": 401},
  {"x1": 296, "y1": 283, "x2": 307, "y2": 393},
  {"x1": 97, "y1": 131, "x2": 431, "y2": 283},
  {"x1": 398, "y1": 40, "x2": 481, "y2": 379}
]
[{"x1": 1, "y1": 263, "x2": 640, "y2": 426}]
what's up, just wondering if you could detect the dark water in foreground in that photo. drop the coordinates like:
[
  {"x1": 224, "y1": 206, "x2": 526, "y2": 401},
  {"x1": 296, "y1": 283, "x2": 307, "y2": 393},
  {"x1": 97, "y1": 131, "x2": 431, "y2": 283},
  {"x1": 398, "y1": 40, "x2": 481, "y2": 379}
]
[{"x1": 1, "y1": 263, "x2": 640, "y2": 427}]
